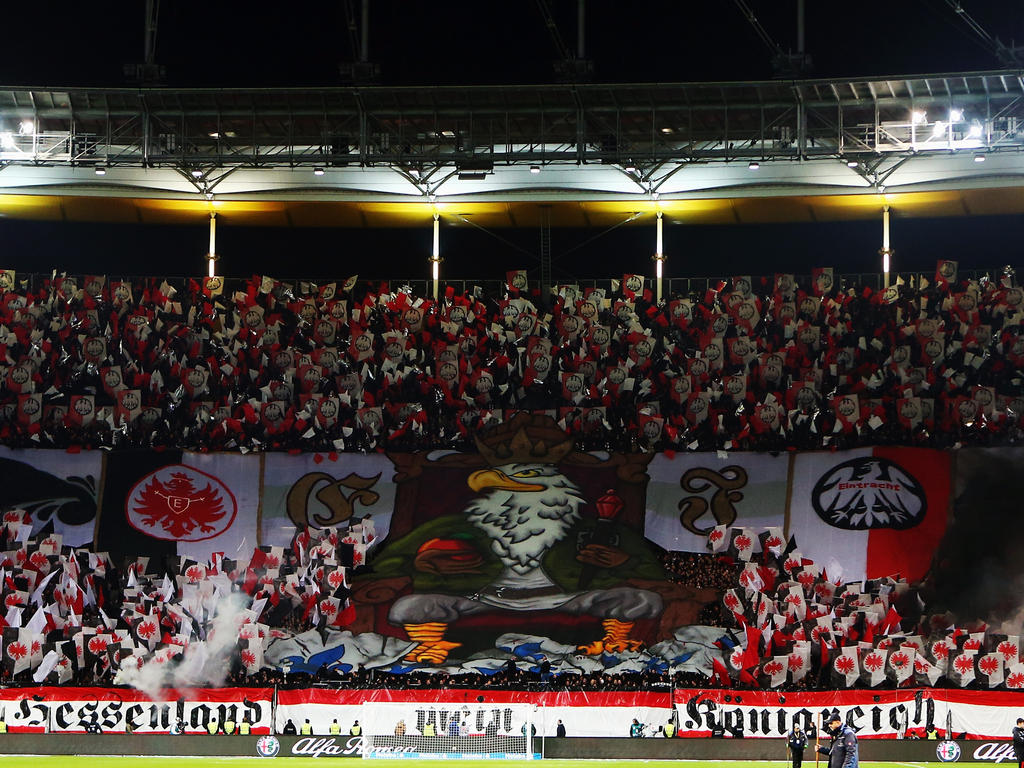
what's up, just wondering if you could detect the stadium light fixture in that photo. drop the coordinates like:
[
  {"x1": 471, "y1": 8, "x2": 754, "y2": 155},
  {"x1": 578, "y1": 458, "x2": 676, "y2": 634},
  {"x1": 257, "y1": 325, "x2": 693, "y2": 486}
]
[
  {"x1": 748, "y1": 161, "x2": 760, "y2": 170},
  {"x1": 624, "y1": 161, "x2": 637, "y2": 173},
  {"x1": 660, "y1": 127, "x2": 673, "y2": 134},
  {"x1": 313, "y1": 167, "x2": 325, "y2": 176},
  {"x1": 530, "y1": 165, "x2": 541, "y2": 174},
  {"x1": 967, "y1": 124, "x2": 983, "y2": 139},
  {"x1": 94, "y1": 165, "x2": 107, "y2": 176},
  {"x1": 950, "y1": 108, "x2": 964, "y2": 122},
  {"x1": 931, "y1": 121, "x2": 946, "y2": 137},
  {"x1": 911, "y1": 110, "x2": 927, "y2": 125},
  {"x1": 846, "y1": 159, "x2": 859, "y2": 168},
  {"x1": 18, "y1": 120, "x2": 33, "y2": 135},
  {"x1": 974, "y1": 153, "x2": 986, "y2": 163},
  {"x1": 0, "y1": 133, "x2": 16, "y2": 150},
  {"x1": 191, "y1": 168, "x2": 204, "y2": 179}
]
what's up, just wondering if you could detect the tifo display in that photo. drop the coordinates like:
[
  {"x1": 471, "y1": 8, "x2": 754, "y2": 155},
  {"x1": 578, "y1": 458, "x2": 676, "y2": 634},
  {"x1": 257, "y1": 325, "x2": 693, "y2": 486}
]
[{"x1": 0, "y1": 262, "x2": 1023, "y2": 746}]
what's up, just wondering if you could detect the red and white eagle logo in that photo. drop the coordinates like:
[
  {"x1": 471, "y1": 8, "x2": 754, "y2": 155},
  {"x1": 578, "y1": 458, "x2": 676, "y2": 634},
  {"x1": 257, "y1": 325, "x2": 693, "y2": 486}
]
[{"x1": 125, "y1": 464, "x2": 237, "y2": 541}]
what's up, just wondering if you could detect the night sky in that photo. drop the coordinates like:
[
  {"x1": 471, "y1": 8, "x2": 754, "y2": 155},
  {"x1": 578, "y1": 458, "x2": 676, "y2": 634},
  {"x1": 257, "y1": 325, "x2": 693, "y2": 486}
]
[{"x1": 0, "y1": 0, "x2": 1021, "y2": 281}]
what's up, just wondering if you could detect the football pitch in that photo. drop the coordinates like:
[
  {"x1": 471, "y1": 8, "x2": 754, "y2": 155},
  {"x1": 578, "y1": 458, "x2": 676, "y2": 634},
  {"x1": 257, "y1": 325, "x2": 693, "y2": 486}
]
[{"x1": 0, "y1": 760, "x2": 989, "y2": 768}]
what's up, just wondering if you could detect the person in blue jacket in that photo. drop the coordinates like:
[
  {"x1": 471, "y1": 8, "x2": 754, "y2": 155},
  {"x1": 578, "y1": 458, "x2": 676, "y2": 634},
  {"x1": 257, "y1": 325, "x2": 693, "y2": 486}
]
[{"x1": 818, "y1": 715, "x2": 858, "y2": 768}]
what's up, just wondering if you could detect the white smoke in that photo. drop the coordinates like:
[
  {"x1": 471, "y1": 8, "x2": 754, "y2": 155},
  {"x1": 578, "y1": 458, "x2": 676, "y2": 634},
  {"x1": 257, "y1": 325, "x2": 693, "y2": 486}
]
[{"x1": 114, "y1": 591, "x2": 253, "y2": 699}]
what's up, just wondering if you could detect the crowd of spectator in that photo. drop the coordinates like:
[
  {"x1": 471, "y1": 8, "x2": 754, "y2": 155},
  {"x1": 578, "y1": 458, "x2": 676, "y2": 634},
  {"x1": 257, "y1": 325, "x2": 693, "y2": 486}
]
[
  {"x1": 662, "y1": 551, "x2": 739, "y2": 590},
  {"x1": 1, "y1": 265, "x2": 1022, "y2": 454}
]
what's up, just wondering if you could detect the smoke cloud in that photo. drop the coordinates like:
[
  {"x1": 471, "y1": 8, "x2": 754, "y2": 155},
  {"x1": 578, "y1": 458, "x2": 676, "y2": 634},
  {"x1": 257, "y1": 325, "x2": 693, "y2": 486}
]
[
  {"x1": 114, "y1": 590, "x2": 252, "y2": 699},
  {"x1": 924, "y1": 449, "x2": 1024, "y2": 630}
]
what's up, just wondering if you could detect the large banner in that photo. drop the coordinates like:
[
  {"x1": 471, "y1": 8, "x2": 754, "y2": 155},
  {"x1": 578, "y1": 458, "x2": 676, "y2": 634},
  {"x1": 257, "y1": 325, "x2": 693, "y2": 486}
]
[
  {"x1": 7, "y1": 686, "x2": 1011, "y2": 739},
  {"x1": 261, "y1": 452, "x2": 396, "y2": 550},
  {"x1": 0, "y1": 687, "x2": 273, "y2": 734},
  {"x1": 94, "y1": 451, "x2": 262, "y2": 561},
  {"x1": 0, "y1": 446, "x2": 102, "y2": 547},
  {"x1": 673, "y1": 688, "x2": 1024, "y2": 740},
  {"x1": 644, "y1": 452, "x2": 788, "y2": 552},
  {"x1": 788, "y1": 447, "x2": 950, "y2": 582},
  {"x1": 0, "y1": 442, "x2": 953, "y2": 569},
  {"x1": 0, "y1": 426, "x2": 962, "y2": 680}
]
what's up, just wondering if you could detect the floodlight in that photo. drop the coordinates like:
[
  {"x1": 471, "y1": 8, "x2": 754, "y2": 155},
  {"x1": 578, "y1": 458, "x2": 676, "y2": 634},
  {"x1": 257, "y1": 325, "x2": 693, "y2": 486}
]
[
  {"x1": 950, "y1": 108, "x2": 964, "y2": 122},
  {"x1": 313, "y1": 167, "x2": 325, "y2": 176},
  {"x1": 209, "y1": 132, "x2": 221, "y2": 139},
  {"x1": 191, "y1": 169, "x2": 204, "y2": 178},
  {"x1": 748, "y1": 161, "x2": 760, "y2": 170},
  {"x1": 624, "y1": 161, "x2": 637, "y2": 173},
  {"x1": 967, "y1": 124, "x2": 983, "y2": 138},
  {"x1": 974, "y1": 153, "x2": 986, "y2": 163},
  {"x1": 0, "y1": 133, "x2": 15, "y2": 150},
  {"x1": 660, "y1": 127, "x2": 673, "y2": 134},
  {"x1": 94, "y1": 165, "x2": 107, "y2": 176},
  {"x1": 846, "y1": 159, "x2": 859, "y2": 168},
  {"x1": 530, "y1": 165, "x2": 541, "y2": 174},
  {"x1": 911, "y1": 111, "x2": 927, "y2": 125},
  {"x1": 18, "y1": 120, "x2": 33, "y2": 135},
  {"x1": 931, "y1": 121, "x2": 946, "y2": 137}
]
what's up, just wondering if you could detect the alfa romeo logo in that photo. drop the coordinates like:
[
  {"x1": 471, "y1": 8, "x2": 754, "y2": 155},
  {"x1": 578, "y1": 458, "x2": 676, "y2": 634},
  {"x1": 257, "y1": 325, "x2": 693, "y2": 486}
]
[
  {"x1": 937, "y1": 740, "x2": 961, "y2": 762},
  {"x1": 257, "y1": 735, "x2": 281, "y2": 758},
  {"x1": 811, "y1": 457, "x2": 926, "y2": 530}
]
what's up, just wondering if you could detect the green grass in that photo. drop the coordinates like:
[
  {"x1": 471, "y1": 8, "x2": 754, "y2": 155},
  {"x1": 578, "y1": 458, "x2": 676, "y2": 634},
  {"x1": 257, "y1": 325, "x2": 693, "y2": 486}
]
[{"x1": 0, "y1": 760, "x2": 993, "y2": 768}]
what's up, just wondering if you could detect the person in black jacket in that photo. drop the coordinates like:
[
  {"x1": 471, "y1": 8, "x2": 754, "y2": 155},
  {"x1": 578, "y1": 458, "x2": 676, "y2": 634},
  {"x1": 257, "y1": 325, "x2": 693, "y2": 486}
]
[
  {"x1": 282, "y1": 719, "x2": 298, "y2": 735},
  {"x1": 817, "y1": 715, "x2": 858, "y2": 768},
  {"x1": 556, "y1": 720, "x2": 566, "y2": 738},
  {"x1": 1012, "y1": 717, "x2": 1024, "y2": 768},
  {"x1": 788, "y1": 724, "x2": 808, "y2": 768}
]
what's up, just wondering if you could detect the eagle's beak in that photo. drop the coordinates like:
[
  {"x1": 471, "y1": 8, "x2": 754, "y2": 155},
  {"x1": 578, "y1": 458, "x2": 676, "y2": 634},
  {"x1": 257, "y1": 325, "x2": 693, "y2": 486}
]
[{"x1": 467, "y1": 469, "x2": 545, "y2": 493}]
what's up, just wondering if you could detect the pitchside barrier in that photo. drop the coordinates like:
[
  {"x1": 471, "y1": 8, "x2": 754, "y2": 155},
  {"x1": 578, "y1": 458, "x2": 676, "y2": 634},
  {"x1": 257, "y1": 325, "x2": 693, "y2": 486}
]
[{"x1": 0, "y1": 734, "x2": 1015, "y2": 761}]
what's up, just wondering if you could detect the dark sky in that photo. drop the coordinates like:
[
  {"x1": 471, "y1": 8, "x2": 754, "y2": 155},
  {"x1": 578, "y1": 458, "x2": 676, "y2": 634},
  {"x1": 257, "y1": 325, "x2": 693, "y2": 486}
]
[
  {"x1": 0, "y1": 0, "x2": 1020, "y2": 281},
  {"x1": 0, "y1": 0, "x2": 1017, "y2": 87}
]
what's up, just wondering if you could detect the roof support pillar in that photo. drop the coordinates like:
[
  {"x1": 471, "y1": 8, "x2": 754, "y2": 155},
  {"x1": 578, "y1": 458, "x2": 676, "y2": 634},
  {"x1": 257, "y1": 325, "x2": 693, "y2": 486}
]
[
  {"x1": 206, "y1": 211, "x2": 218, "y2": 278},
  {"x1": 653, "y1": 210, "x2": 665, "y2": 304},
  {"x1": 880, "y1": 203, "x2": 892, "y2": 288},
  {"x1": 429, "y1": 212, "x2": 441, "y2": 301}
]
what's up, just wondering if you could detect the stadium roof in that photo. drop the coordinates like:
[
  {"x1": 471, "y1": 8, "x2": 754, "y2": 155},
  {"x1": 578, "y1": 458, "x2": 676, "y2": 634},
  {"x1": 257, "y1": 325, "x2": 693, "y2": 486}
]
[{"x1": 1, "y1": 71, "x2": 1024, "y2": 227}]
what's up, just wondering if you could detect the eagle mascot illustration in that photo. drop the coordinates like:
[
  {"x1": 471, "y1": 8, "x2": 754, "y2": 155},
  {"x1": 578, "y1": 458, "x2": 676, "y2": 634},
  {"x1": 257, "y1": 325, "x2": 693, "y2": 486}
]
[{"x1": 381, "y1": 415, "x2": 664, "y2": 665}]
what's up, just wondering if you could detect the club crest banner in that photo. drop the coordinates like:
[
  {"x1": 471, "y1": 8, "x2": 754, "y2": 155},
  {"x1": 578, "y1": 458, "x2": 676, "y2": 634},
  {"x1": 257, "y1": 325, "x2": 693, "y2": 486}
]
[{"x1": 787, "y1": 447, "x2": 950, "y2": 582}]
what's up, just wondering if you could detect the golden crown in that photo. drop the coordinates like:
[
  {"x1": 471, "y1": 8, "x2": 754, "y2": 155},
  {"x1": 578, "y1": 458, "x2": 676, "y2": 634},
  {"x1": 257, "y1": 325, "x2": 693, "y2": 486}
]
[{"x1": 475, "y1": 412, "x2": 575, "y2": 466}]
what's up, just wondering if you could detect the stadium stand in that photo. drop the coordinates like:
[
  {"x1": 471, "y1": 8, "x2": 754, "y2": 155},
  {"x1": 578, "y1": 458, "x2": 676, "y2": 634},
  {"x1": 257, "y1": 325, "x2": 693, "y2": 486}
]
[
  {"x1": 0, "y1": 264, "x2": 1019, "y2": 696},
  {"x1": 0, "y1": 263, "x2": 1020, "y2": 699},
  {"x1": 0, "y1": 265, "x2": 1020, "y2": 454}
]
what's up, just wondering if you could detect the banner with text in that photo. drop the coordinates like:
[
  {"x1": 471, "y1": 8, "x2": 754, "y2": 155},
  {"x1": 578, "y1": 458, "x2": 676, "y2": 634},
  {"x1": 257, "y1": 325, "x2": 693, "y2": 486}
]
[
  {"x1": 673, "y1": 688, "x2": 1023, "y2": 740},
  {"x1": 0, "y1": 687, "x2": 273, "y2": 734}
]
